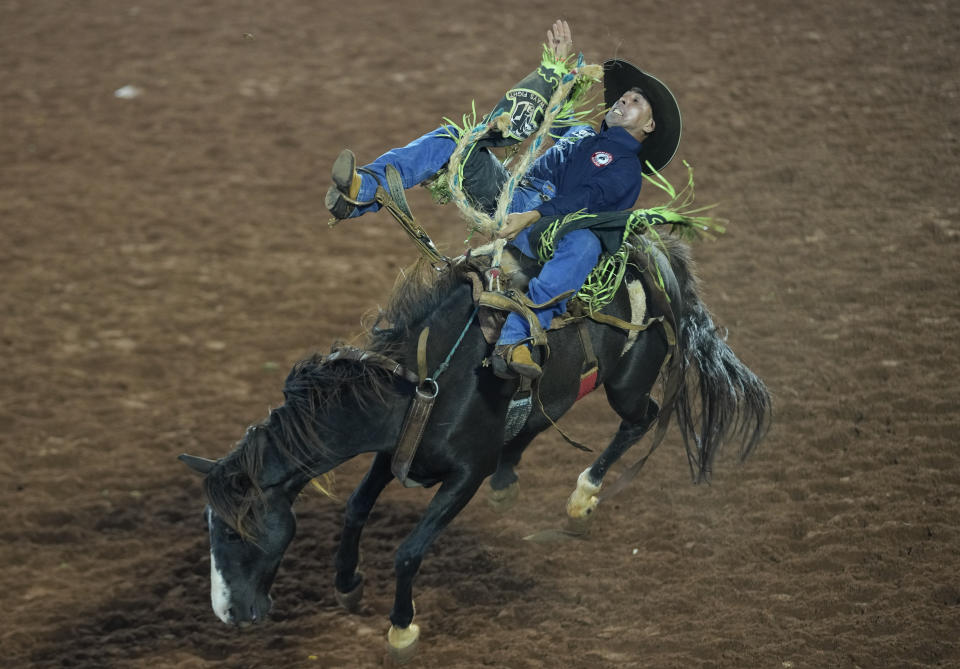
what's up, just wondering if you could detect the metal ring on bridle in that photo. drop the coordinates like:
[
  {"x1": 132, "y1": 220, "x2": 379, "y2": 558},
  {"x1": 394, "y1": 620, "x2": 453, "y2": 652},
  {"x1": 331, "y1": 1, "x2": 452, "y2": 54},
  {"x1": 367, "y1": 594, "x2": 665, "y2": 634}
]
[{"x1": 418, "y1": 378, "x2": 439, "y2": 399}]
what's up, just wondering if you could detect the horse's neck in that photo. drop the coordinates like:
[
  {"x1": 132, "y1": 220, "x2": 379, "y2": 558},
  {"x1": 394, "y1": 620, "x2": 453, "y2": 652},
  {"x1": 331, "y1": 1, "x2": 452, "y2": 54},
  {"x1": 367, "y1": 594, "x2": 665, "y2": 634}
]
[
  {"x1": 416, "y1": 281, "x2": 477, "y2": 349},
  {"x1": 324, "y1": 393, "x2": 410, "y2": 458},
  {"x1": 245, "y1": 425, "x2": 315, "y2": 496},
  {"x1": 270, "y1": 384, "x2": 411, "y2": 491},
  {"x1": 264, "y1": 278, "x2": 481, "y2": 493}
]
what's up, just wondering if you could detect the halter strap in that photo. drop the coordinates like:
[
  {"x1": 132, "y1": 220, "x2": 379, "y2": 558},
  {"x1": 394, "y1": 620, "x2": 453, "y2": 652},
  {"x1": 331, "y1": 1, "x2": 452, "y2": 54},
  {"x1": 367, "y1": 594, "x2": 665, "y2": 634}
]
[{"x1": 324, "y1": 346, "x2": 420, "y2": 386}]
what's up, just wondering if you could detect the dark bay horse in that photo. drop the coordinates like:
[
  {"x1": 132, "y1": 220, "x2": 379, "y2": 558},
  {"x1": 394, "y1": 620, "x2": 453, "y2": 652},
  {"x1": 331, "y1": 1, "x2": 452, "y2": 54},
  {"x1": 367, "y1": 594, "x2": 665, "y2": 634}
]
[{"x1": 179, "y1": 234, "x2": 771, "y2": 659}]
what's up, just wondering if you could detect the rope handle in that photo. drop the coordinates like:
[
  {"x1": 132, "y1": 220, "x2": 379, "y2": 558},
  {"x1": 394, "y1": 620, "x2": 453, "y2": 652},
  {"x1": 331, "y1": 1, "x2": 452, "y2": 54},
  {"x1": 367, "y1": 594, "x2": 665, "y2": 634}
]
[{"x1": 446, "y1": 57, "x2": 603, "y2": 240}]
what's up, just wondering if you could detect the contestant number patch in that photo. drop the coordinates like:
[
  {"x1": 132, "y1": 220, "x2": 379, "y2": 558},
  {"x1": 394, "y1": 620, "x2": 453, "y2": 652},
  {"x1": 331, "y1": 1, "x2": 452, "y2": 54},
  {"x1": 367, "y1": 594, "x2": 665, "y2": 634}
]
[{"x1": 591, "y1": 151, "x2": 614, "y2": 167}]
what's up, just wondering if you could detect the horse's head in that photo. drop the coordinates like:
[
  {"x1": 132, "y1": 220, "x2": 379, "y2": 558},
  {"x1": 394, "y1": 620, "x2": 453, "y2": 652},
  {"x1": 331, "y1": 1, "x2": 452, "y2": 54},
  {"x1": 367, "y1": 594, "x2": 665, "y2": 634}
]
[
  {"x1": 179, "y1": 346, "x2": 413, "y2": 627},
  {"x1": 180, "y1": 450, "x2": 298, "y2": 627}
]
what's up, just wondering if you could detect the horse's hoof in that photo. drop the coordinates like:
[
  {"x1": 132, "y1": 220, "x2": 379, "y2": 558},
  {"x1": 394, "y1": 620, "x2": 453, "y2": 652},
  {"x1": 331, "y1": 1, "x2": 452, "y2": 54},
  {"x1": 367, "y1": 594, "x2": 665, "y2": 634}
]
[
  {"x1": 334, "y1": 570, "x2": 364, "y2": 613},
  {"x1": 566, "y1": 468, "x2": 601, "y2": 519},
  {"x1": 564, "y1": 513, "x2": 593, "y2": 537},
  {"x1": 488, "y1": 480, "x2": 519, "y2": 513},
  {"x1": 386, "y1": 623, "x2": 420, "y2": 665}
]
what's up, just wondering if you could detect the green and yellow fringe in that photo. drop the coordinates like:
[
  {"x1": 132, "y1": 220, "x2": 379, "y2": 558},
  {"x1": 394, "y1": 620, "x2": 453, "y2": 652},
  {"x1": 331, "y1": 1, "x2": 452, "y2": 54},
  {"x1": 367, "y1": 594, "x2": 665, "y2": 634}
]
[{"x1": 541, "y1": 163, "x2": 726, "y2": 313}]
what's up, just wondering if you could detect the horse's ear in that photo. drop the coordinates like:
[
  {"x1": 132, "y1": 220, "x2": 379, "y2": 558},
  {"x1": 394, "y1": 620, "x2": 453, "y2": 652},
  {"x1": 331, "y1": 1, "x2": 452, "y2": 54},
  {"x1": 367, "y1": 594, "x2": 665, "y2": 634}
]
[{"x1": 178, "y1": 453, "x2": 217, "y2": 475}]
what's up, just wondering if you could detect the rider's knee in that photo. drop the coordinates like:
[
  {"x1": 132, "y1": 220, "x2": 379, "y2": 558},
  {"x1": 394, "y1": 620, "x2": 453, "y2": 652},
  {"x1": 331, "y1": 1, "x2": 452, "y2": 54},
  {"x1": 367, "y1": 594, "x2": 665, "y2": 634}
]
[{"x1": 557, "y1": 229, "x2": 602, "y2": 259}]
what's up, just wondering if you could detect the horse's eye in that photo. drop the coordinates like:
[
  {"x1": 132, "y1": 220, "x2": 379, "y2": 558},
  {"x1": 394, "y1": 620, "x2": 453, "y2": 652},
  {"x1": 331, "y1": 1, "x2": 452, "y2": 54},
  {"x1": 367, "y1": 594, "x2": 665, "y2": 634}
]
[{"x1": 222, "y1": 527, "x2": 243, "y2": 543}]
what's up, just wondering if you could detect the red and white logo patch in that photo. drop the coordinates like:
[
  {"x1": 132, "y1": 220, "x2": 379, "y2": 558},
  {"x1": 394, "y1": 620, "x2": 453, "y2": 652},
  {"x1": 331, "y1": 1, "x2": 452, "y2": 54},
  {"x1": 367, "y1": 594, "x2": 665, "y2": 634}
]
[{"x1": 591, "y1": 151, "x2": 614, "y2": 167}]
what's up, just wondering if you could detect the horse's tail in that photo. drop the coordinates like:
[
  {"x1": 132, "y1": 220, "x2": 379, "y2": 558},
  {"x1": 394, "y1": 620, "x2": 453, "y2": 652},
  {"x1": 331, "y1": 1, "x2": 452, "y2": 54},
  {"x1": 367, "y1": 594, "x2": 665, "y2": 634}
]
[{"x1": 661, "y1": 238, "x2": 772, "y2": 483}]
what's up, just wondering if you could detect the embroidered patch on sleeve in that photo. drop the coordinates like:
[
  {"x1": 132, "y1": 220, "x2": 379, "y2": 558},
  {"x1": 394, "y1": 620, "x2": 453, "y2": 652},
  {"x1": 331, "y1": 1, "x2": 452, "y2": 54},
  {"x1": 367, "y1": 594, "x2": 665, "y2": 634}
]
[
  {"x1": 502, "y1": 88, "x2": 548, "y2": 141},
  {"x1": 591, "y1": 151, "x2": 614, "y2": 167}
]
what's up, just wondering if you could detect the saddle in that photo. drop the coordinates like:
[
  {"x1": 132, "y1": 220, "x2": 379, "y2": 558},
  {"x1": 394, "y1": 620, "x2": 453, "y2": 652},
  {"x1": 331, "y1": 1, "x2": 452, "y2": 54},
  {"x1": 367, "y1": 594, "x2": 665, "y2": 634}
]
[{"x1": 464, "y1": 241, "x2": 667, "y2": 349}]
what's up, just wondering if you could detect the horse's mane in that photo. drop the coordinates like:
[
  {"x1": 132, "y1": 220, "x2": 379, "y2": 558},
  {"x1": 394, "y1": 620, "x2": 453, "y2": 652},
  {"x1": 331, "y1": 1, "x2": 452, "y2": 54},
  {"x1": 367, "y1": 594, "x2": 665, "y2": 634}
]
[
  {"x1": 203, "y1": 426, "x2": 271, "y2": 539},
  {"x1": 203, "y1": 353, "x2": 407, "y2": 537},
  {"x1": 204, "y1": 258, "x2": 477, "y2": 538},
  {"x1": 367, "y1": 258, "x2": 478, "y2": 355}
]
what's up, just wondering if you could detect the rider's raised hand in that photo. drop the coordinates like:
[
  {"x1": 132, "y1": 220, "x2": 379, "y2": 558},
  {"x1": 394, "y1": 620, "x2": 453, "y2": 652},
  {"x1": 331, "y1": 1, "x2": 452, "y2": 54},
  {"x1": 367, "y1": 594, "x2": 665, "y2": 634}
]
[{"x1": 547, "y1": 20, "x2": 572, "y2": 60}]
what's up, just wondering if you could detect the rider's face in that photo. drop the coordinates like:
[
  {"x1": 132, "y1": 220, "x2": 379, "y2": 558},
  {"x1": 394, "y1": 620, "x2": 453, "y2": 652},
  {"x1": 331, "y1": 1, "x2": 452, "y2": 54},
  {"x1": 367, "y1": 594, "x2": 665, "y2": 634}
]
[{"x1": 605, "y1": 88, "x2": 655, "y2": 140}]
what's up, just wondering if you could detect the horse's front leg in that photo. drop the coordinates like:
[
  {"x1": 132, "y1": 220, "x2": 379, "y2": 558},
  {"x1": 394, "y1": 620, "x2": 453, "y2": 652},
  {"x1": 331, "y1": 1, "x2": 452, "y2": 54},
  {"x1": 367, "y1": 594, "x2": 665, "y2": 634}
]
[
  {"x1": 386, "y1": 468, "x2": 484, "y2": 661},
  {"x1": 333, "y1": 452, "x2": 394, "y2": 611}
]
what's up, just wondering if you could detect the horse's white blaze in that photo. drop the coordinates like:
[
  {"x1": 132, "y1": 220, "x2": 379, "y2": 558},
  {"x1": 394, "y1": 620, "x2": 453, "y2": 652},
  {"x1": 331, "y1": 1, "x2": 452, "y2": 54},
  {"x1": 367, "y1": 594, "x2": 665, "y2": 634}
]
[
  {"x1": 210, "y1": 549, "x2": 233, "y2": 624},
  {"x1": 622, "y1": 279, "x2": 647, "y2": 356},
  {"x1": 206, "y1": 508, "x2": 233, "y2": 624},
  {"x1": 566, "y1": 468, "x2": 601, "y2": 519}
]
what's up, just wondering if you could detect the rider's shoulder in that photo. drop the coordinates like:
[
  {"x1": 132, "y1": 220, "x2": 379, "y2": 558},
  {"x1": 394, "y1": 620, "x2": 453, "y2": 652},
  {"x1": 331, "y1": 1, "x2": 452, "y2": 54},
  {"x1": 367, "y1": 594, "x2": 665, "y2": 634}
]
[{"x1": 554, "y1": 124, "x2": 598, "y2": 148}]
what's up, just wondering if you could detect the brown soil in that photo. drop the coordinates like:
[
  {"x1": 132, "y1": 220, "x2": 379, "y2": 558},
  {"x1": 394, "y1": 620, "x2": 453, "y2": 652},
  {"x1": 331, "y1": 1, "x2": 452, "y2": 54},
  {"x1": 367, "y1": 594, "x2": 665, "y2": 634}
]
[{"x1": 3, "y1": 1, "x2": 958, "y2": 667}]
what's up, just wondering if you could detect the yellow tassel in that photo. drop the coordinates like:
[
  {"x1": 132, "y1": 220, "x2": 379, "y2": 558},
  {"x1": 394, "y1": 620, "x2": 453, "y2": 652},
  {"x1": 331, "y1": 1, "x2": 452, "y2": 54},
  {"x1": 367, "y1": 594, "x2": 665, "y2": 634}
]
[
  {"x1": 578, "y1": 63, "x2": 603, "y2": 80},
  {"x1": 309, "y1": 473, "x2": 338, "y2": 501}
]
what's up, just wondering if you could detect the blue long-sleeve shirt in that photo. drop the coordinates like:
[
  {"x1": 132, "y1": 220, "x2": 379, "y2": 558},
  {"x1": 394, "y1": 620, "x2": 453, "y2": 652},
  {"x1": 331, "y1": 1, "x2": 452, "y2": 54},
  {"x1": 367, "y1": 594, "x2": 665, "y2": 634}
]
[{"x1": 525, "y1": 124, "x2": 644, "y2": 218}]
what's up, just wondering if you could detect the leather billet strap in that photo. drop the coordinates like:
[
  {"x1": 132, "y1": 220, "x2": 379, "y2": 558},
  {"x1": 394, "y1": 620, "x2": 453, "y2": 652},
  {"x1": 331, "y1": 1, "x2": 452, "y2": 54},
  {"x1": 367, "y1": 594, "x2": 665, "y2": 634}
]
[
  {"x1": 416, "y1": 327, "x2": 430, "y2": 383},
  {"x1": 575, "y1": 318, "x2": 598, "y2": 370},
  {"x1": 390, "y1": 303, "x2": 478, "y2": 486}
]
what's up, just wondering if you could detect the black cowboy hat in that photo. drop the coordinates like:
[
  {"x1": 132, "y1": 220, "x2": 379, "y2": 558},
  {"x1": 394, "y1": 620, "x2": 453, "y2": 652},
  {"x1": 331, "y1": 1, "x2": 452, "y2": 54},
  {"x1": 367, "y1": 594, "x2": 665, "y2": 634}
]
[{"x1": 603, "y1": 59, "x2": 682, "y2": 174}]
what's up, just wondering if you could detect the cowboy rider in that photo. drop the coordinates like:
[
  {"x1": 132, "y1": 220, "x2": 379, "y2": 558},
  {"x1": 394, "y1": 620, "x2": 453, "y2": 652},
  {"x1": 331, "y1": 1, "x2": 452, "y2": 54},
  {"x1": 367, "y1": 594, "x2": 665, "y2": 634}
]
[{"x1": 324, "y1": 20, "x2": 681, "y2": 380}]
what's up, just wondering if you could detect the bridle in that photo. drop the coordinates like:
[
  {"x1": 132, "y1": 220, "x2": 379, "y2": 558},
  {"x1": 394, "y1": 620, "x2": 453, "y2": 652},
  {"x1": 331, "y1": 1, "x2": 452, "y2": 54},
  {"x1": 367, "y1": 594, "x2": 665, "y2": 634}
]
[
  {"x1": 323, "y1": 346, "x2": 420, "y2": 386},
  {"x1": 322, "y1": 302, "x2": 479, "y2": 486}
]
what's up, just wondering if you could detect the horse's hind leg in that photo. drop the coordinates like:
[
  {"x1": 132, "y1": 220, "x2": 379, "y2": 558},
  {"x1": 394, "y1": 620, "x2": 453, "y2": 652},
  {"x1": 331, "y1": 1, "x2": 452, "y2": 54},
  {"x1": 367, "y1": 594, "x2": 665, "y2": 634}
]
[
  {"x1": 333, "y1": 452, "x2": 394, "y2": 611},
  {"x1": 488, "y1": 431, "x2": 536, "y2": 512},
  {"x1": 567, "y1": 333, "x2": 667, "y2": 524},
  {"x1": 566, "y1": 405, "x2": 659, "y2": 523}
]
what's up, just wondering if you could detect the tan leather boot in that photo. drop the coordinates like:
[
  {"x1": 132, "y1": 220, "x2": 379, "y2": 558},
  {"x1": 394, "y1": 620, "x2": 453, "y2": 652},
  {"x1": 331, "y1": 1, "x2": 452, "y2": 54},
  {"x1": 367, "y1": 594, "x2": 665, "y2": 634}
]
[{"x1": 325, "y1": 149, "x2": 367, "y2": 219}]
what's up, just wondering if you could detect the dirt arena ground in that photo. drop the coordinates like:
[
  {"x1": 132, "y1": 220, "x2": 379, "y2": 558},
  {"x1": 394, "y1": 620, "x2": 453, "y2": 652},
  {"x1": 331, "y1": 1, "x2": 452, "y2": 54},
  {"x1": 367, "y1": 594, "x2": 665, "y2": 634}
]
[{"x1": 3, "y1": 1, "x2": 958, "y2": 667}]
